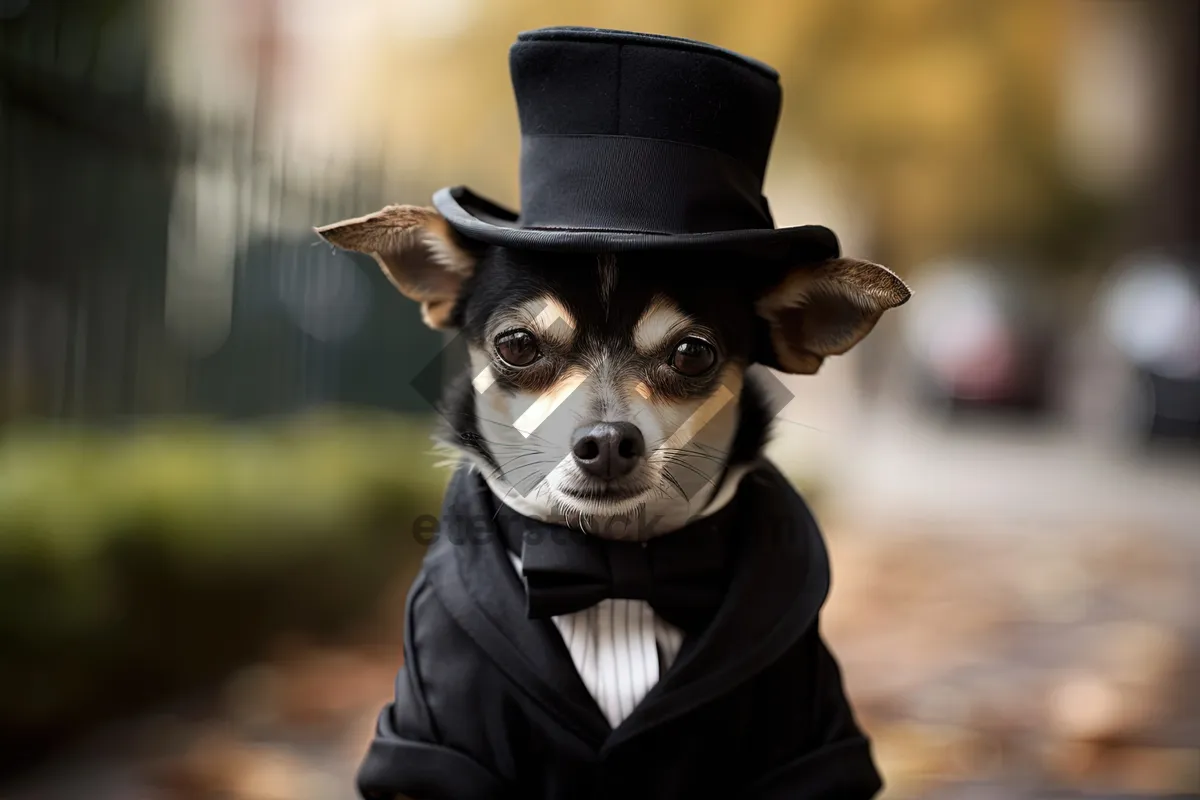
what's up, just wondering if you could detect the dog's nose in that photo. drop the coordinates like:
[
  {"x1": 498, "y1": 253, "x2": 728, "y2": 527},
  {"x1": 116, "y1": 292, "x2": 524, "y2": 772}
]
[{"x1": 571, "y1": 422, "x2": 646, "y2": 480}]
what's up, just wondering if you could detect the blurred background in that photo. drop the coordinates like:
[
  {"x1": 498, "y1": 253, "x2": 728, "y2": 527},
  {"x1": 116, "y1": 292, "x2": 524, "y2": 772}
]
[{"x1": 2, "y1": 0, "x2": 1198, "y2": 797}]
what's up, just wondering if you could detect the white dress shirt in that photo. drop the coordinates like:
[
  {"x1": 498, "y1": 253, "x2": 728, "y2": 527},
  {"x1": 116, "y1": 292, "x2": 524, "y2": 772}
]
[{"x1": 508, "y1": 553, "x2": 685, "y2": 729}]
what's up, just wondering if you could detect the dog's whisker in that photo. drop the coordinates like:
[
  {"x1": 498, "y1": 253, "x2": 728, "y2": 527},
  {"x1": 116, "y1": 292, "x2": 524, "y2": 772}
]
[
  {"x1": 487, "y1": 452, "x2": 548, "y2": 477},
  {"x1": 507, "y1": 469, "x2": 557, "y2": 489},
  {"x1": 687, "y1": 441, "x2": 731, "y2": 454},
  {"x1": 660, "y1": 468, "x2": 689, "y2": 501},
  {"x1": 654, "y1": 447, "x2": 727, "y2": 465},
  {"x1": 657, "y1": 457, "x2": 717, "y2": 488},
  {"x1": 471, "y1": 414, "x2": 556, "y2": 445},
  {"x1": 673, "y1": 443, "x2": 730, "y2": 457},
  {"x1": 656, "y1": 451, "x2": 719, "y2": 471},
  {"x1": 493, "y1": 484, "x2": 521, "y2": 520},
  {"x1": 502, "y1": 460, "x2": 560, "y2": 489},
  {"x1": 462, "y1": 432, "x2": 548, "y2": 450},
  {"x1": 769, "y1": 417, "x2": 825, "y2": 433},
  {"x1": 480, "y1": 442, "x2": 546, "y2": 452},
  {"x1": 498, "y1": 453, "x2": 555, "y2": 470},
  {"x1": 487, "y1": 451, "x2": 545, "y2": 466}
]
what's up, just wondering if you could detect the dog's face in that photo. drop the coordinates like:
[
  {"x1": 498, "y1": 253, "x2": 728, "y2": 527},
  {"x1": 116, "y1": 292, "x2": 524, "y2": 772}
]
[
  {"x1": 317, "y1": 206, "x2": 909, "y2": 538},
  {"x1": 455, "y1": 248, "x2": 758, "y2": 532}
]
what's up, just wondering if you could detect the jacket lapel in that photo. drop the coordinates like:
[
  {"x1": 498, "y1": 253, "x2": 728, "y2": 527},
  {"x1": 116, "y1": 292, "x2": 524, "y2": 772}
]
[
  {"x1": 424, "y1": 468, "x2": 612, "y2": 754},
  {"x1": 600, "y1": 462, "x2": 831, "y2": 754}
]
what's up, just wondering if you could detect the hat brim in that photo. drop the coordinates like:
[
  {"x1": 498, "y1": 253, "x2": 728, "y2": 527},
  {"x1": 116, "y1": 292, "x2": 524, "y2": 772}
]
[{"x1": 433, "y1": 186, "x2": 841, "y2": 262}]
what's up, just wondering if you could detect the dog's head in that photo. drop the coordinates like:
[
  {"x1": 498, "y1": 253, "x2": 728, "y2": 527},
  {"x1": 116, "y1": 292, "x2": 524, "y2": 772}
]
[{"x1": 317, "y1": 206, "x2": 909, "y2": 538}]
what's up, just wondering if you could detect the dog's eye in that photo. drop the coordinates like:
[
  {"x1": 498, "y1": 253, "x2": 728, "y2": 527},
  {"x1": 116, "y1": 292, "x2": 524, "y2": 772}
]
[
  {"x1": 495, "y1": 329, "x2": 540, "y2": 367},
  {"x1": 669, "y1": 337, "x2": 716, "y2": 376}
]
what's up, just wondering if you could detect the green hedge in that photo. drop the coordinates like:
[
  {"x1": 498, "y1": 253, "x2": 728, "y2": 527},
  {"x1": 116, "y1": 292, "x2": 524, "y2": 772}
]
[{"x1": 0, "y1": 410, "x2": 447, "y2": 757}]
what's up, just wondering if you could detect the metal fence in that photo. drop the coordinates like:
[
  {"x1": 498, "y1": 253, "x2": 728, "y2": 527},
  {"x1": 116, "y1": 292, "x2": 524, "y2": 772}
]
[{"x1": 1, "y1": 0, "x2": 444, "y2": 424}]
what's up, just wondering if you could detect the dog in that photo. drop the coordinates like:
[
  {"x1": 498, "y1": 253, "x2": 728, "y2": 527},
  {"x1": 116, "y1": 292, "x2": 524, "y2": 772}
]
[{"x1": 317, "y1": 26, "x2": 910, "y2": 800}]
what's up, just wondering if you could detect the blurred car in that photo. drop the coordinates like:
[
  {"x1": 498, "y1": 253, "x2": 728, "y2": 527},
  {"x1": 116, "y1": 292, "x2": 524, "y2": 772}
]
[
  {"x1": 1096, "y1": 253, "x2": 1200, "y2": 445},
  {"x1": 901, "y1": 258, "x2": 1056, "y2": 415}
]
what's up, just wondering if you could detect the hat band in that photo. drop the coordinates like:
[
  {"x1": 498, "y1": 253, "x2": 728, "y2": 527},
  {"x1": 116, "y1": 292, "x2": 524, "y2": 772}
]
[{"x1": 518, "y1": 134, "x2": 773, "y2": 235}]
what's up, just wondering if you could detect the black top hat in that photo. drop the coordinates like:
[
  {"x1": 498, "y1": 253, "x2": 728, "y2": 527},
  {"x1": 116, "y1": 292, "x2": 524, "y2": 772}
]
[{"x1": 432, "y1": 27, "x2": 840, "y2": 262}]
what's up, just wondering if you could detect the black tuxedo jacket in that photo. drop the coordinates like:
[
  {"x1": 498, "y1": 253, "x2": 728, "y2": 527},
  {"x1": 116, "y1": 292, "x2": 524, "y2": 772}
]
[{"x1": 357, "y1": 461, "x2": 882, "y2": 800}]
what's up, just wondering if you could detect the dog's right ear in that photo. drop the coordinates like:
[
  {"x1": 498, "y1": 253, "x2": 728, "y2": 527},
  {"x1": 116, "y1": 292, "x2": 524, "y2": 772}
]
[
  {"x1": 315, "y1": 205, "x2": 478, "y2": 329},
  {"x1": 754, "y1": 257, "x2": 911, "y2": 374}
]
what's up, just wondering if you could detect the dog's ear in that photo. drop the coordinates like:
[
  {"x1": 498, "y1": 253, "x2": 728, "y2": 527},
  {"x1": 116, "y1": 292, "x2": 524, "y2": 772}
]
[
  {"x1": 755, "y1": 257, "x2": 911, "y2": 374},
  {"x1": 315, "y1": 205, "x2": 478, "y2": 329}
]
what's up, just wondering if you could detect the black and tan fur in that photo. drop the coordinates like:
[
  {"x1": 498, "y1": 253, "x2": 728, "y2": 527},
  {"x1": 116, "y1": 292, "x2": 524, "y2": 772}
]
[{"x1": 317, "y1": 205, "x2": 910, "y2": 539}]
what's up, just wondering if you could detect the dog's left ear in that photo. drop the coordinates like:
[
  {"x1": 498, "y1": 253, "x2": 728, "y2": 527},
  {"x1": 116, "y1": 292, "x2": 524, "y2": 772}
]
[
  {"x1": 755, "y1": 257, "x2": 912, "y2": 374},
  {"x1": 315, "y1": 205, "x2": 478, "y2": 329}
]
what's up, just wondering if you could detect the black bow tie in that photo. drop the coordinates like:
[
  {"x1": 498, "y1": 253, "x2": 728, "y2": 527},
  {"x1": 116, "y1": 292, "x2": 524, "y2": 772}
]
[{"x1": 495, "y1": 504, "x2": 738, "y2": 636}]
